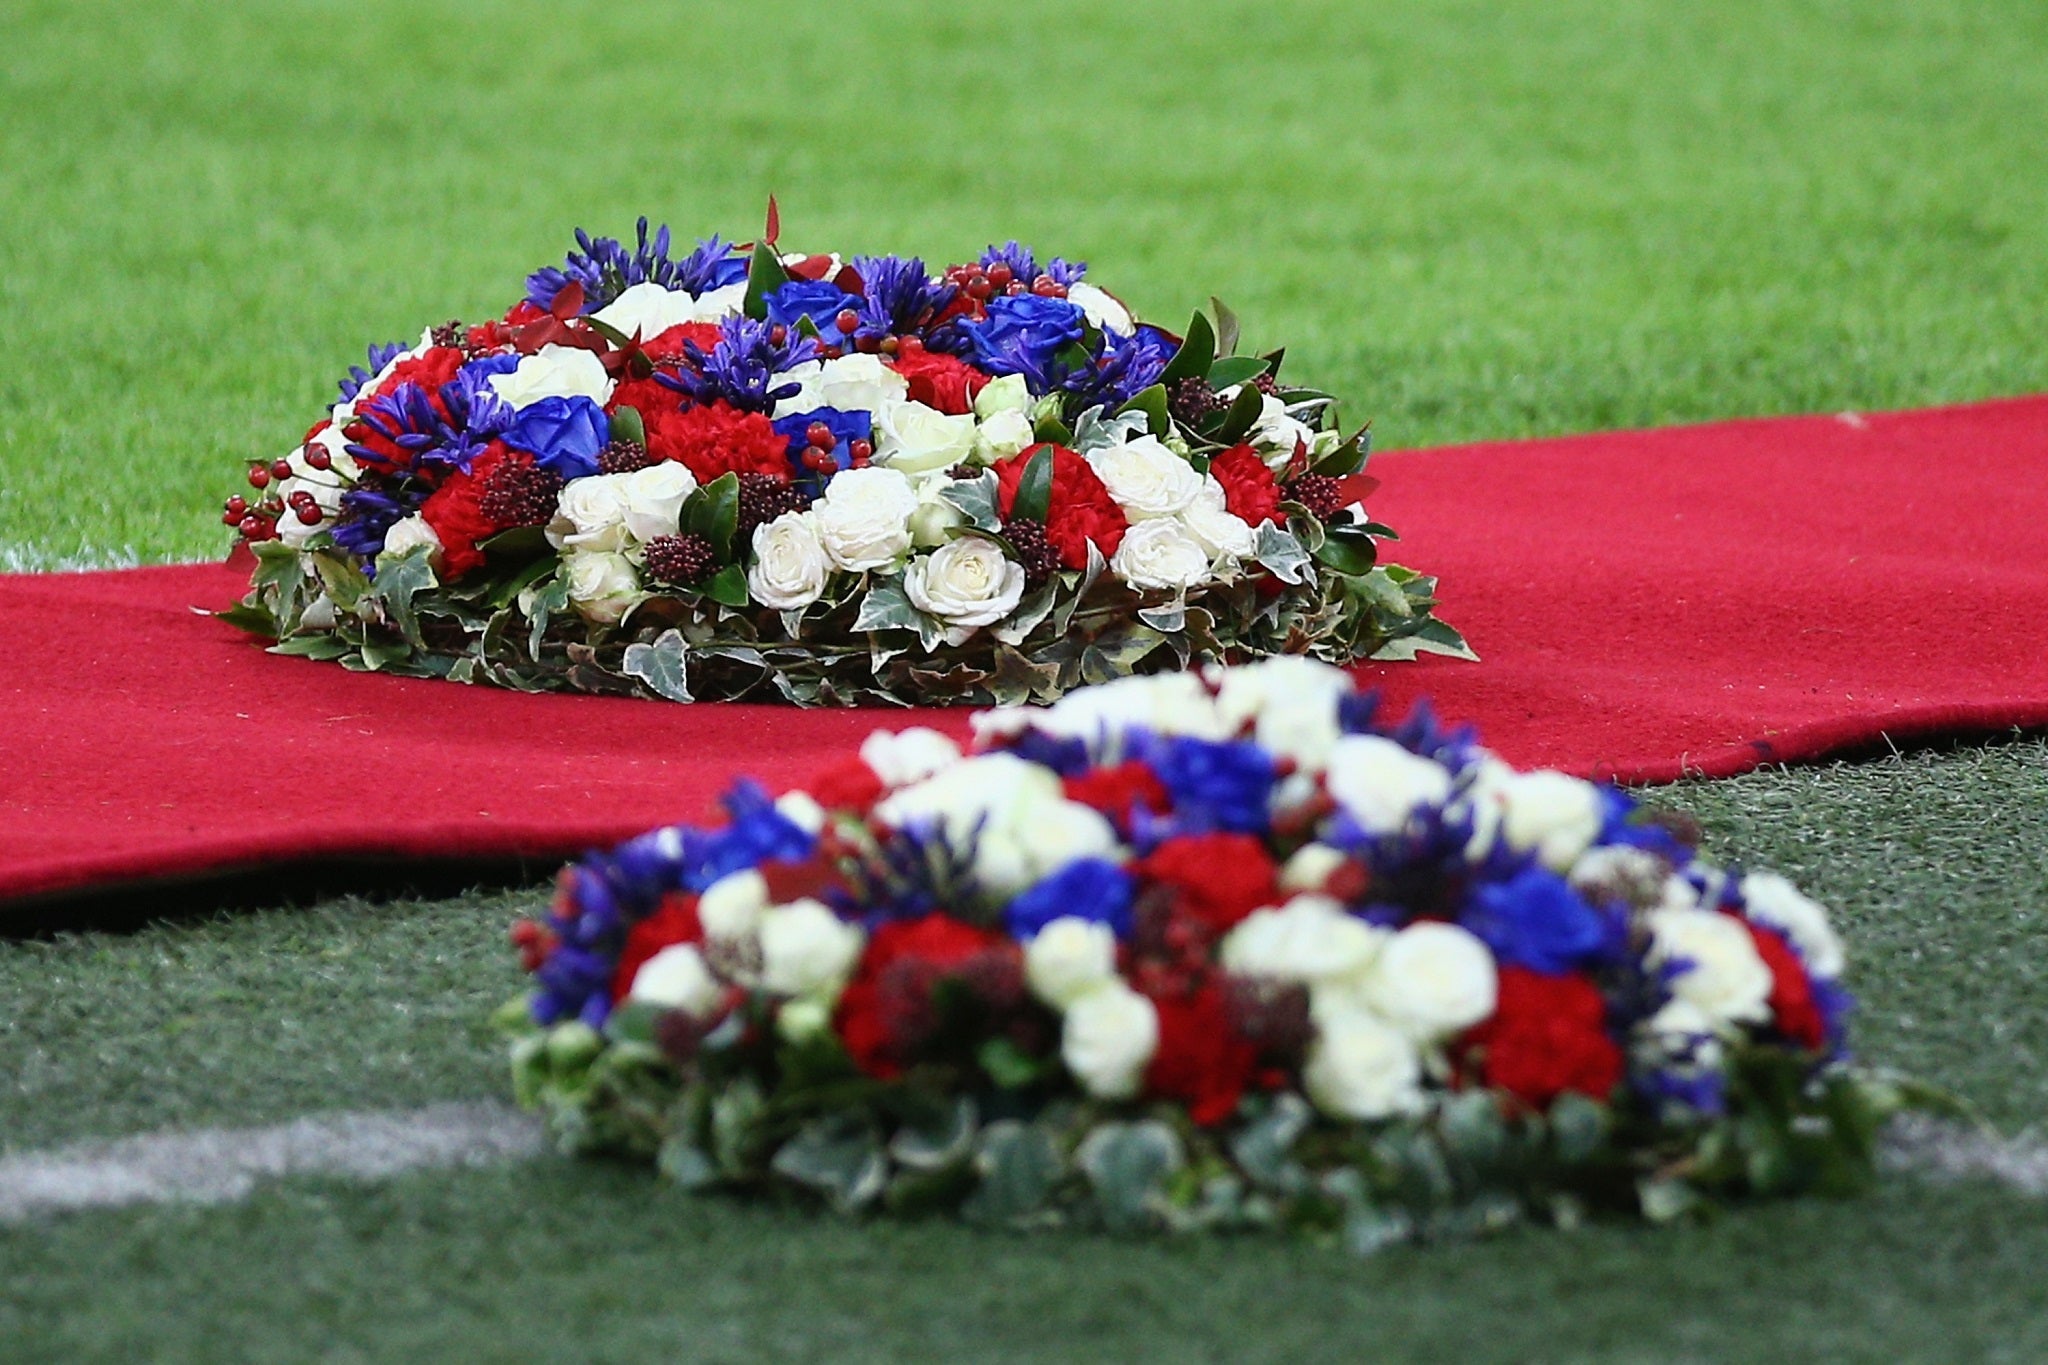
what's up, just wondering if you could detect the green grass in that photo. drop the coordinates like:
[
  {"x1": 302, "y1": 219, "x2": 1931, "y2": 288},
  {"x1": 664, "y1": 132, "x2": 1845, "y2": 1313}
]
[{"x1": 4, "y1": 0, "x2": 2048, "y2": 1358}]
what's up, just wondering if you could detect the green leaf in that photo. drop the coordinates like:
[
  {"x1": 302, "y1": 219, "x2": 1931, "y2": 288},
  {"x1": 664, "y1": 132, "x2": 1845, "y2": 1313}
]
[
  {"x1": 478, "y1": 525, "x2": 551, "y2": 562},
  {"x1": 310, "y1": 551, "x2": 371, "y2": 611},
  {"x1": 1157, "y1": 309, "x2": 1216, "y2": 387},
  {"x1": 977, "y1": 1037, "x2": 1052, "y2": 1090},
  {"x1": 487, "y1": 556, "x2": 558, "y2": 611},
  {"x1": 1116, "y1": 383, "x2": 1172, "y2": 437},
  {"x1": 620, "y1": 628, "x2": 693, "y2": 703},
  {"x1": 853, "y1": 579, "x2": 920, "y2": 633},
  {"x1": 1205, "y1": 355, "x2": 1270, "y2": 391},
  {"x1": 771, "y1": 1116, "x2": 888, "y2": 1215},
  {"x1": 888, "y1": 1097, "x2": 978, "y2": 1172},
  {"x1": 368, "y1": 546, "x2": 437, "y2": 646},
  {"x1": 703, "y1": 563, "x2": 749, "y2": 607},
  {"x1": 269, "y1": 634, "x2": 352, "y2": 660},
  {"x1": 1077, "y1": 1121, "x2": 1185, "y2": 1235},
  {"x1": 1254, "y1": 523, "x2": 1314, "y2": 584},
  {"x1": 657, "y1": 1136, "x2": 721, "y2": 1191},
  {"x1": 215, "y1": 598, "x2": 277, "y2": 638},
  {"x1": 609, "y1": 404, "x2": 645, "y2": 447},
  {"x1": 1547, "y1": 1094, "x2": 1611, "y2": 1165},
  {"x1": 682, "y1": 472, "x2": 741, "y2": 558},
  {"x1": 937, "y1": 471, "x2": 1000, "y2": 531},
  {"x1": 740, "y1": 241, "x2": 788, "y2": 320},
  {"x1": 1209, "y1": 296, "x2": 1241, "y2": 358},
  {"x1": 1314, "y1": 528, "x2": 1379, "y2": 576},
  {"x1": 1211, "y1": 381, "x2": 1267, "y2": 444},
  {"x1": 1012, "y1": 445, "x2": 1055, "y2": 523},
  {"x1": 1229, "y1": 1094, "x2": 1312, "y2": 1194},
  {"x1": 710, "y1": 1078, "x2": 767, "y2": 1177},
  {"x1": 960, "y1": 1121, "x2": 1062, "y2": 1229}
]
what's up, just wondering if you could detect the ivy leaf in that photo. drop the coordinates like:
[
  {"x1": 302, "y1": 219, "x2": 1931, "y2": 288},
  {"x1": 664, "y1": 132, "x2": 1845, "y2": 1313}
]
[
  {"x1": 937, "y1": 471, "x2": 1000, "y2": 531},
  {"x1": 1012, "y1": 445, "x2": 1055, "y2": 524},
  {"x1": 770, "y1": 1116, "x2": 888, "y2": 1215},
  {"x1": 370, "y1": 547, "x2": 438, "y2": 646},
  {"x1": 1076, "y1": 1120, "x2": 1185, "y2": 1234},
  {"x1": 741, "y1": 241, "x2": 788, "y2": 320},
  {"x1": 1072, "y1": 404, "x2": 1151, "y2": 454},
  {"x1": 853, "y1": 579, "x2": 919, "y2": 633},
  {"x1": 888, "y1": 1097, "x2": 978, "y2": 1172},
  {"x1": 621, "y1": 628, "x2": 693, "y2": 703},
  {"x1": 1157, "y1": 309, "x2": 1217, "y2": 387},
  {"x1": 1255, "y1": 523, "x2": 1315, "y2": 584},
  {"x1": 960, "y1": 1121, "x2": 1062, "y2": 1229},
  {"x1": 215, "y1": 597, "x2": 277, "y2": 638}
]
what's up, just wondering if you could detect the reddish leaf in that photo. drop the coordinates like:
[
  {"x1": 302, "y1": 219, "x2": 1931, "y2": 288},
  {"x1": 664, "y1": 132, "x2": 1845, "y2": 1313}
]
[
  {"x1": 1331, "y1": 473, "x2": 1381, "y2": 506},
  {"x1": 550, "y1": 280, "x2": 585, "y2": 321},
  {"x1": 764, "y1": 195, "x2": 781, "y2": 247},
  {"x1": 788, "y1": 254, "x2": 836, "y2": 282},
  {"x1": 833, "y1": 263, "x2": 866, "y2": 295}
]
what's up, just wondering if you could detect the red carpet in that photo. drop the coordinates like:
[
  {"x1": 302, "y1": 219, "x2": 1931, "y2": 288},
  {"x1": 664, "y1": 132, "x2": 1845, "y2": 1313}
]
[{"x1": 4, "y1": 394, "x2": 2045, "y2": 905}]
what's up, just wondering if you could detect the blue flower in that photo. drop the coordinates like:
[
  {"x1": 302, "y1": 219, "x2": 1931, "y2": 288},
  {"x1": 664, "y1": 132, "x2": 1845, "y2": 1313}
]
[
  {"x1": 332, "y1": 484, "x2": 423, "y2": 564},
  {"x1": 504, "y1": 396, "x2": 610, "y2": 479},
  {"x1": 661, "y1": 314, "x2": 819, "y2": 412},
  {"x1": 693, "y1": 781, "x2": 817, "y2": 887},
  {"x1": 765, "y1": 280, "x2": 856, "y2": 331},
  {"x1": 338, "y1": 339, "x2": 407, "y2": 403},
  {"x1": 849, "y1": 255, "x2": 955, "y2": 338},
  {"x1": 675, "y1": 234, "x2": 750, "y2": 295},
  {"x1": 1006, "y1": 858, "x2": 1135, "y2": 940},
  {"x1": 772, "y1": 406, "x2": 873, "y2": 491},
  {"x1": 1142, "y1": 735, "x2": 1276, "y2": 834},
  {"x1": 524, "y1": 218, "x2": 717, "y2": 313},
  {"x1": 962, "y1": 294, "x2": 1088, "y2": 395},
  {"x1": 1460, "y1": 867, "x2": 1614, "y2": 974}
]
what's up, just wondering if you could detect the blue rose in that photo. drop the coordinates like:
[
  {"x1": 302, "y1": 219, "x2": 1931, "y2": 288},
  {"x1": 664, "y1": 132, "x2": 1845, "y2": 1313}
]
[
  {"x1": 961, "y1": 294, "x2": 1088, "y2": 394},
  {"x1": 765, "y1": 280, "x2": 856, "y2": 331},
  {"x1": 1459, "y1": 867, "x2": 1615, "y2": 974},
  {"x1": 1144, "y1": 735, "x2": 1277, "y2": 834},
  {"x1": 1006, "y1": 858, "x2": 1135, "y2": 940},
  {"x1": 504, "y1": 395, "x2": 610, "y2": 479}
]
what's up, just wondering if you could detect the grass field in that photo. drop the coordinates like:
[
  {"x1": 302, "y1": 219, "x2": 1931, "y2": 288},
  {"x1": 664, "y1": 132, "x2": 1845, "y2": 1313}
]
[{"x1": 4, "y1": 0, "x2": 2048, "y2": 1360}]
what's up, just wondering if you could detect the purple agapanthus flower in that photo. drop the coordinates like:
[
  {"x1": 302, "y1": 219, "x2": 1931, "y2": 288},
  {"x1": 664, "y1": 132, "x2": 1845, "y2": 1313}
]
[
  {"x1": 848, "y1": 255, "x2": 956, "y2": 340},
  {"x1": 331, "y1": 483, "x2": 424, "y2": 563},
  {"x1": 525, "y1": 218, "x2": 731, "y2": 314},
  {"x1": 661, "y1": 314, "x2": 820, "y2": 412},
  {"x1": 338, "y1": 339, "x2": 408, "y2": 404}
]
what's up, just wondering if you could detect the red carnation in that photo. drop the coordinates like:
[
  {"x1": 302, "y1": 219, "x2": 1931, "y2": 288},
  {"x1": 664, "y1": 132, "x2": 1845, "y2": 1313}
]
[
  {"x1": 646, "y1": 323, "x2": 726, "y2": 363},
  {"x1": 1746, "y1": 923, "x2": 1827, "y2": 1051},
  {"x1": 606, "y1": 374, "x2": 687, "y2": 424},
  {"x1": 1132, "y1": 833, "x2": 1279, "y2": 935},
  {"x1": 418, "y1": 443, "x2": 517, "y2": 580},
  {"x1": 609, "y1": 894, "x2": 703, "y2": 1001},
  {"x1": 992, "y1": 445, "x2": 1128, "y2": 570},
  {"x1": 1063, "y1": 762, "x2": 1170, "y2": 830},
  {"x1": 1460, "y1": 966, "x2": 1623, "y2": 1110},
  {"x1": 645, "y1": 401, "x2": 791, "y2": 484},
  {"x1": 370, "y1": 346, "x2": 466, "y2": 405},
  {"x1": 888, "y1": 340, "x2": 990, "y2": 415},
  {"x1": 808, "y1": 754, "x2": 887, "y2": 812},
  {"x1": 1143, "y1": 983, "x2": 1260, "y2": 1126},
  {"x1": 1210, "y1": 443, "x2": 1283, "y2": 526},
  {"x1": 835, "y1": 913, "x2": 1011, "y2": 1079}
]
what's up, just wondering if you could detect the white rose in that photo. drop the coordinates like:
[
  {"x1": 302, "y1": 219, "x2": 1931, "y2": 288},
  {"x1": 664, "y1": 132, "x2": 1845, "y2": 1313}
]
[
  {"x1": 777, "y1": 995, "x2": 833, "y2": 1043},
  {"x1": 1210, "y1": 655, "x2": 1353, "y2": 772},
  {"x1": 377, "y1": 514, "x2": 443, "y2": 570},
  {"x1": 1304, "y1": 1008, "x2": 1427, "y2": 1120},
  {"x1": 628, "y1": 944, "x2": 723, "y2": 1017},
  {"x1": 859, "y1": 727, "x2": 962, "y2": 789},
  {"x1": 907, "y1": 472, "x2": 968, "y2": 548},
  {"x1": 1740, "y1": 873, "x2": 1845, "y2": 979},
  {"x1": 813, "y1": 467, "x2": 917, "y2": 571},
  {"x1": 1323, "y1": 735, "x2": 1453, "y2": 835},
  {"x1": 1066, "y1": 282, "x2": 1134, "y2": 335},
  {"x1": 616, "y1": 460, "x2": 698, "y2": 544},
  {"x1": 875, "y1": 752, "x2": 1119, "y2": 896},
  {"x1": 904, "y1": 538, "x2": 1026, "y2": 643},
  {"x1": 276, "y1": 430, "x2": 357, "y2": 548},
  {"x1": 1279, "y1": 843, "x2": 1348, "y2": 893},
  {"x1": 1238, "y1": 390, "x2": 1318, "y2": 468},
  {"x1": 972, "y1": 372, "x2": 1032, "y2": 419},
  {"x1": 489, "y1": 343, "x2": 614, "y2": 411},
  {"x1": 1087, "y1": 435, "x2": 1203, "y2": 521},
  {"x1": 1181, "y1": 479, "x2": 1256, "y2": 563},
  {"x1": 593, "y1": 281, "x2": 737, "y2": 340},
  {"x1": 746, "y1": 510, "x2": 830, "y2": 610},
  {"x1": 1220, "y1": 895, "x2": 1387, "y2": 985},
  {"x1": 873, "y1": 400, "x2": 978, "y2": 476},
  {"x1": 1110, "y1": 517, "x2": 1213, "y2": 591},
  {"x1": 1638, "y1": 999, "x2": 1726, "y2": 1072},
  {"x1": 1024, "y1": 916, "x2": 1119, "y2": 1010},
  {"x1": 1358, "y1": 922, "x2": 1498, "y2": 1041},
  {"x1": 974, "y1": 408, "x2": 1036, "y2": 464},
  {"x1": 1025, "y1": 671, "x2": 1231, "y2": 752},
  {"x1": 757, "y1": 898, "x2": 866, "y2": 1001},
  {"x1": 564, "y1": 550, "x2": 640, "y2": 624},
  {"x1": 699, "y1": 869, "x2": 768, "y2": 942},
  {"x1": 1648, "y1": 908, "x2": 1773, "y2": 1025},
  {"x1": 775, "y1": 790, "x2": 827, "y2": 836},
  {"x1": 1496, "y1": 770, "x2": 1607, "y2": 871},
  {"x1": 547, "y1": 475, "x2": 634, "y2": 554},
  {"x1": 1061, "y1": 981, "x2": 1159, "y2": 1099},
  {"x1": 772, "y1": 353, "x2": 908, "y2": 420}
]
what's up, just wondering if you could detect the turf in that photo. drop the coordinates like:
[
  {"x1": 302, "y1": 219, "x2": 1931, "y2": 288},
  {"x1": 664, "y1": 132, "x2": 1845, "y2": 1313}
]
[{"x1": 4, "y1": 0, "x2": 2048, "y2": 1358}]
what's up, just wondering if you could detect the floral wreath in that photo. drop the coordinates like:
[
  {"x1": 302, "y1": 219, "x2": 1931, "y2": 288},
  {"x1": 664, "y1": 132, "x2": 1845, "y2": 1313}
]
[
  {"x1": 499, "y1": 659, "x2": 1948, "y2": 1247},
  {"x1": 222, "y1": 211, "x2": 1467, "y2": 706}
]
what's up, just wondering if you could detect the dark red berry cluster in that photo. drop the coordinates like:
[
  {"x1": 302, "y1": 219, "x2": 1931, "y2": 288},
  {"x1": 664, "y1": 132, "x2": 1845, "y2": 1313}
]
[
  {"x1": 643, "y1": 533, "x2": 718, "y2": 586},
  {"x1": 596, "y1": 438, "x2": 653, "y2": 475},
  {"x1": 479, "y1": 460, "x2": 565, "y2": 529},
  {"x1": 1284, "y1": 473, "x2": 1344, "y2": 521},
  {"x1": 735, "y1": 472, "x2": 810, "y2": 545},
  {"x1": 1003, "y1": 517, "x2": 1061, "y2": 587}
]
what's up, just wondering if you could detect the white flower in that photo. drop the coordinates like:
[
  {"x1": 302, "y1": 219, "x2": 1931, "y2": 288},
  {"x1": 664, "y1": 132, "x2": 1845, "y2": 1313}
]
[
  {"x1": 1323, "y1": 735, "x2": 1452, "y2": 834},
  {"x1": 1061, "y1": 981, "x2": 1159, "y2": 1099},
  {"x1": 873, "y1": 400, "x2": 978, "y2": 476},
  {"x1": 1220, "y1": 895, "x2": 1387, "y2": 985},
  {"x1": 772, "y1": 353, "x2": 908, "y2": 420},
  {"x1": 1024, "y1": 917, "x2": 1119, "y2": 1011},
  {"x1": 1235, "y1": 390, "x2": 1317, "y2": 468},
  {"x1": 1638, "y1": 999, "x2": 1726, "y2": 1072},
  {"x1": 617, "y1": 461, "x2": 697, "y2": 544},
  {"x1": 563, "y1": 550, "x2": 640, "y2": 624},
  {"x1": 858, "y1": 727, "x2": 962, "y2": 789},
  {"x1": 1022, "y1": 671, "x2": 1232, "y2": 752},
  {"x1": 1279, "y1": 843, "x2": 1348, "y2": 893},
  {"x1": 377, "y1": 514, "x2": 443, "y2": 570},
  {"x1": 1110, "y1": 517, "x2": 1213, "y2": 591},
  {"x1": 907, "y1": 471, "x2": 968, "y2": 548},
  {"x1": 776, "y1": 791, "x2": 827, "y2": 836},
  {"x1": 757, "y1": 898, "x2": 865, "y2": 1001},
  {"x1": 1495, "y1": 770, "x2": 1606, "y2": 871},
  {"x1": 1087, "y1": 435, "x2": 1203, "y2": 521},
  {"x1": 1066, "y1": 282, "x2": 1134, "y2": 335},
  {"x1": 1304, "y1": 1008, "x2": 1427, "y2": 1120},
  {"x1": 973, "y1": 372, "x2": 1033, "y2": 419},
  {"x1": 592, "y1": 281, "x2": 743, "y2": 339},
  {"x1": 275, "y1": 430, "x2": 357, "y2": 548},
  {"x1": 904, "y1": 537, "x2": 1026, "y2": 644},
  {"x1": 1739, "y1": 873, "x2": 1845, "y2": 979},
  {"x1": 548, "y1": 476, "x2": 633, "y2": 554},
  {"x1": 746, "y1": 510, "x2": 831, "y2": 610},
  {"x1": 777, "y1": 995, "x2": 833, "y2": 1042},
  {"x1": 813, "y1": 466, "x2": 917, "y2": 571},
  {"x1": 1181, "y1": 478, "x2": 1256, "y2": 562},
  {"x1": 1648, "y1": 908, "x2": 1773, "y2": 1025},
  {"x1": 1356, "y1": 922, "x2": 1498, "y2": 1042},
  {"x1": 488, "y1": 344, "x2": 614, "y2": 411},
  {"x1": 1210, "y1": 655, "x2": 1354, "y2": 772},
  {"x1": 628, "y1": 944, "x2": 723, "y2": 1017},
  {"x1": 874, "y1": 752, "x2": 1119, "y2": 896},
  {"x1": 974, "y1": 408, "x2": 1036, "y2": 464},
  {"x1": 699, "y1": 869, "x2": 768, "y2": 942}
]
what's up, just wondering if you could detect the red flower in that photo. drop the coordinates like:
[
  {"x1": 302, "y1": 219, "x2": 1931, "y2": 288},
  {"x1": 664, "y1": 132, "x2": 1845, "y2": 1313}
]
[
  {"x1": 1460, "y1": 966, "x2": 1623, "y2": 1110},
  {"x1": 1210, "y1": 443, "x2": 1283, "y2": 526},
  {"x1": 418, "y1": 443, "x2": 517, "y2": 580},
  {"x1": 645, "y1": 401, "x2": 791, "y2": 484},
  {"x1": 1144, "y1": 983, "x2": 1259, "y2": 1126},
  {"x1": 609, "y1": 894, "x2": 703, "y2": 1001},
  {"x1": 503, "y1": 300, "x2": 548, "y2": 327},
  {"x1": 646, "y1": 323, "x2": 726, "y2": 363},
  {"x1": 888, "y1": 339, "x2": 989, "y2": 415},
  {"x1": 370, "y1": 346, "x2": 466, "y2": 405},
  {"x1": 1062, "y1": 762, "x2": 1170, "y2": 829},
  {"x1": 809, "y1": 755, "x2": 886, "y2": 812},
  {"x1": 992, "y1": 445, "x2": 1128, "y2": 570},
  {"x1": 835, "y1": 914, "x2": 1010, "y2": 1079},
  {"x1": 1132, "y1": 833, "x2": 1279, "y2": 935},
  {"x1": 605, "y1": 374, "x2": 687, "y2": 425},
  {"x1": 1746, "y1": 922, "x2": 1826, "y2": 1051}
]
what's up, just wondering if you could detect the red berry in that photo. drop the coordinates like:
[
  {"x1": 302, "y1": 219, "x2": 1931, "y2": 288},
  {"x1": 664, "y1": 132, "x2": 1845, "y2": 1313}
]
[
  {"x1": 1031, "y1": 276, "x2": 1064, "y2": 298},
  {"x1": 821, "y1": 345, "x2": 843, "y2": 360},
  {"x1": 295, "y1": 504, "x2": 323, "y2": 525},
  {"x1": 965, "y1": 276, "x2": 993, "y2": 301},
  {"x1": 221, "y1": 509, "x2": 242, "y2": 526},
  {"x1": 225, "y1": 495, "x2": 248, "y2": 517},
  {"x1": 878, "y1": 336, "x2": 899, "y2": 356},
  {"x1": 849, "y1": 439, "x2": 872, "y2": 463},
  {"x1": 834, "y1": 308, "x2": 860, "y2": 335},
  {"x1": 247, "y1": 466, "x2": 270, "y2": 489},
  {"x1": 805, "y1": 421, "x2": 835, "y2": 449},
  {"x1": 270, "y1": 458, "x2": 293, "y2": 480},
  {"x1": 986, "y1": 263, "x2": 1014, "y2": 288},
  {"x1": 238, "y1": 515, "x2": 264, "y2": 538},
  {"x1": 303, "y1": 445, "x2": 332, "y2": 471},
  {"x1": 769, "y1": 324, "x2": 788, "y2": 346},
  {"x1": 803, "y1": 446, "x2": 837, "y2": 473}
]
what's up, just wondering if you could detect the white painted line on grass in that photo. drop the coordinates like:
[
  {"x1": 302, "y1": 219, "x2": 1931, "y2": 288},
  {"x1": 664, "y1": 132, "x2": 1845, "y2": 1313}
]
[
  {"x1": 1879, "y1": 1112, "x2": 2048, "y2": 1196},
  {"x1": 0, "y1": 1101, "x2": 547, "y2": 1223}
]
